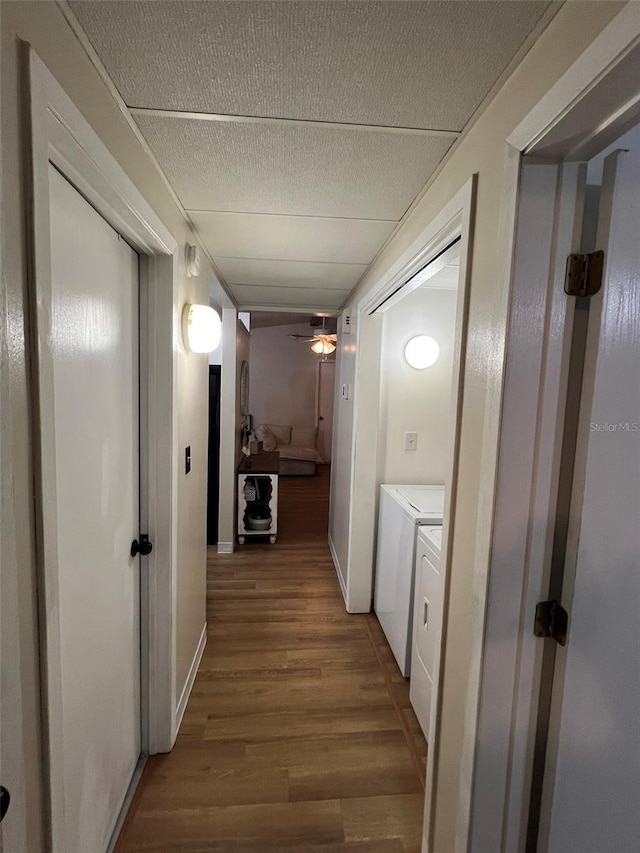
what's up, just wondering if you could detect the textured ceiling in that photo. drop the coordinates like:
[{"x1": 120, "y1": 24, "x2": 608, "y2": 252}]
[
  {"x1": 69, "y1": 0, "x2": 553, "y2": 310},
  {"x1": 134, "y1": 115, "x2": 454, "y2": 219},
  {"x1": 215, "y1": 257, "x2": 365, "y2": 290},
  {"x1": 188, "y1": 211, "x2": 396, "y2": 264},
  {"x1": 232, "y1": 284, "x2": 347, "y2": 310},
  {"x1": 71, "y1": 1, "x2": 550, "y2": 130}
]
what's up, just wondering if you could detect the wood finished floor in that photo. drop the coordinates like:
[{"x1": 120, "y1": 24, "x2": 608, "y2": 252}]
[{"x1": 116, "y1": 466, "x2": 427, "y2": 852}]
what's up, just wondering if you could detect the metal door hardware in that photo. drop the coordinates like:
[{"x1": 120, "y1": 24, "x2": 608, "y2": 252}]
[
  {"x1": 0, "y1": 786, "x2": 10, "y2": 822},
  {"x1": 564, "y1": 251, "x2": 604, "y2": 297},
  {"x1": 130, "y1": 534, "x2": 153, "y2": 557},
  {"x1": 534, "y1": 599, "x2": 569, "y2": 646}
]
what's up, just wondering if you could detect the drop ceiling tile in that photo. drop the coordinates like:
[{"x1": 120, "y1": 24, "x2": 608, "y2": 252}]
[
  {"x1": 135, "y1": 115, "x2": 454, "y2": 219},
  {"x1": 71, "y1": 1, "x2": 551, "y2": 131},
  {"x1": 231, "y1": 284, "x2": 346, "y2": 310},
  {"x1": 216, "y1": 257, "x2": 363, "y2": 290},
  {"x1": 189, "y1": 211, "x2": 396, "y2": 264}
]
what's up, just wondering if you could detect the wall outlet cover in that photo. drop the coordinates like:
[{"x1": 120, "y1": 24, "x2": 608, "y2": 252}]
[{"x1": 404, "y1": 431, "x2": 418, "y2": 451}]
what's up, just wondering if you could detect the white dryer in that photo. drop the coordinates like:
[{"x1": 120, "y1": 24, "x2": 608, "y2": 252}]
[
  {"x1": 374, "y1": 484, "x2": 445, "y2": 676},
  {"x1": 410, "y1": 525, "x2": 444, "y2": 738}
]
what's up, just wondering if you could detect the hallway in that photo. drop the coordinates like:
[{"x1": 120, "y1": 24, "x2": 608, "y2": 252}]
[{"x1": 117, "y1": 468, "x2": 427, "y2": 851}]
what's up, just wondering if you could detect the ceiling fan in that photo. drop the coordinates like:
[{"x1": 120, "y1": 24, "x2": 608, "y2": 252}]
[{"x1": 288, "y1": 325, "x2": 337, "y2": 355}]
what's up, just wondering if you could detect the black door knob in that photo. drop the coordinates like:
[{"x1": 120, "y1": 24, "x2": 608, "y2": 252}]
[
  {"x1": 0, "y1": 786, "x2": 10, "y2": 822},
  {"x1": 131, "y1": 535, "x2": 153, "y2": 557}
]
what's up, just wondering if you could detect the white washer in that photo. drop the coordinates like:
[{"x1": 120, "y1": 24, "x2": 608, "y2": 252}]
[
  {"x1": 410, "y1": 525, "x2": 444, "y2": 738},
  {"x1": 374, "y1": 484, "x2": 445, "y2": 676}
]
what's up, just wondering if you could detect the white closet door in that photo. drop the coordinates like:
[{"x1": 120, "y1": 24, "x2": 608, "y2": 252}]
[
  {"x1": 48, "y1": 165, "x2": 141, "y2": 852},
  {"x1": 544, "y1": 148, "x2": 640, "y2": 851}
]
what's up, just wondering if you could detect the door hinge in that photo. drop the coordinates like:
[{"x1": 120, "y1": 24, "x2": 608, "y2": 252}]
[
  {"x1": 564, "y1": 251, "x2": 604, "y2": 297},
  {"x1": 534, "y1": 599, "x2": 568, "y2": 646}
]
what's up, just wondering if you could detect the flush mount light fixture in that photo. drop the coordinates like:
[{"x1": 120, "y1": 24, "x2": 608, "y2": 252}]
[
  {"x1": 182, "y1": 304, "x2": 221, "y2": 353},
  {"x1": 404, "y1": 335, "x2": 439, "y2": 369}
]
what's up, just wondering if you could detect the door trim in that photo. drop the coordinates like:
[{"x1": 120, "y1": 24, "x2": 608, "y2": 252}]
[
  {"x1": 26, "y1": 45, "x2": 179, "y2": 849},
  {"x1": 316, "y1": 359, "x2": 336, "y2": 463},
  {"x1": 471, "y1": 5, "x2": 640, "y2": 851}
]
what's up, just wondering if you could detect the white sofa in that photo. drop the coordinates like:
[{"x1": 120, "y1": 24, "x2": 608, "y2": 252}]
[{"x1": 255, "y1": 424, "x2": 322, "y2": 475}]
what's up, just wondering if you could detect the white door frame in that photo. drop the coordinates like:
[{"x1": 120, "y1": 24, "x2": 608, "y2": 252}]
[
  {"x1": 26, "y1": 46, "x2": 179, "y2": 847},
  {"x1": 349, "y1": 176, "x2": 475, "y2": 612},
  {"x1": 469, "y1": 5, "x2": 640, "y2": 851},
  {"x1": 349, "y1": 175, "x2": 475, "y2": 849},
  {"x1": 316, "y1": 358, "x2": 336, "y2": 463}
]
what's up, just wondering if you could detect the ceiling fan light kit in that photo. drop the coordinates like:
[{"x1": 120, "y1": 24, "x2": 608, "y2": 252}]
[
  {"x1": 288, "y1": 323, "x2": 338, "y2": 356},
  {"x1": 289, "y1": 317, "x2": 338, "y2": 361},
  {"x1": 311, "y1": 338, "x2": 336, "y2": 355}
]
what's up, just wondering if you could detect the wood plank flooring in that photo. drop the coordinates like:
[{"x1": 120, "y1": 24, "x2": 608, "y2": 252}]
[{"x1": 116, "y1": 466, "x2": 427, "y2": 852}]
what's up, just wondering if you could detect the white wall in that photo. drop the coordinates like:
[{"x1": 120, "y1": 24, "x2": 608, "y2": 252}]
[
  {"x1": 379, "y1": 288, "x2": 457, "y2": 485},
  {"x1": 208, "y1": 295, "x2": 223, "y2": 365},
  {"x1": 176, "y1": 280, "x2": 210, "y2": 711},
  {"x1": 328, "y1": 4, "x2": 624, "y2": 849},
  {"x1": 330, "y1": 309, "x2": 384, "y2": 611},
  {"x1": 249, "y1": 323, "x2": 321, "y2": 429}
]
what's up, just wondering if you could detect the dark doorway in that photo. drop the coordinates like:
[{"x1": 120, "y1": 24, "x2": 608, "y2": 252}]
[{"x1": 207, "y1": 365, "x2": 222, "y2": 545}]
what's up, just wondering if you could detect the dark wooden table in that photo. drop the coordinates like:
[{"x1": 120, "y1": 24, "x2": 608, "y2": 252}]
[{"x1": 238, "y1": 451, "x2": 280, "y2": 474}]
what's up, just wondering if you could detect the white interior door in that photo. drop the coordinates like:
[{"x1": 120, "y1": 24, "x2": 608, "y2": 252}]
[
  {"x1": 48, "y1": 165, "x2": 141, "y2": 852},
  {"x1": 317, "y1": 360, "x2": 335, "y2": 462},
  {"x1": 542, "y1": 147, "x2": 640, "y2": 851}
]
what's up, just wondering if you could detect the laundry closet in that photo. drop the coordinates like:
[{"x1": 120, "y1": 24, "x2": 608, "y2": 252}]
[{"x1": 373, "y1": 249, "x2": 460, "y2": 740}]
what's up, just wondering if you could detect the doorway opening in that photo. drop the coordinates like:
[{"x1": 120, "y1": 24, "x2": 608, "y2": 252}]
[
  {"x1": 207, "y1": 364, "x2": 222, "y2": 546},
  {"x1": 339, "y1": 178, "x2": 474, "y2": 849},
  {"x1": 526, "y1": 122, "x2": 640, "y2": 853},
  {"x1": 480, "y1": 122, "x2": 640, "y2": 853},
  {"x1": 472, "y1": 12, "x2": 640, "y2": 846},
  {"x1": 373, "y1": 239, "x2": 460, "y2": 702},
  {"x1": 240, "y1": 311, "x2": 337, "y2": 544}
]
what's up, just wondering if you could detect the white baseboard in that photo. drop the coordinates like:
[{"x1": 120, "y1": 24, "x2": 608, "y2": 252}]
[
  {"x1": 328, "y1": 534, "x2": 348, "y2": 606},
  {"x1": 174, "y1": 623, "x2": 206, "y2": 735},
  {"x1": 217, "y1": 541, "x2": 234, "y2": 554}
]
